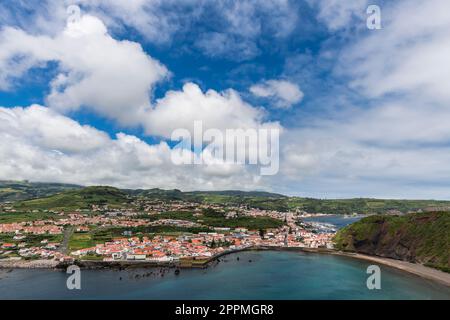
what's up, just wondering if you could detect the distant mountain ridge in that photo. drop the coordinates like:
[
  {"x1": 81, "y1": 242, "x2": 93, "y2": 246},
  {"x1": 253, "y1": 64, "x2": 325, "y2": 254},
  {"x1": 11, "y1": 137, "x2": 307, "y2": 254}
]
[
  {"x1": 3, "y1": 180, "x2": 450, "y2": 214},
  {"x1": 0, "y1": 180, "x2": 82, "y2": 202},
  {"x1": 126, "y1": 188, "x2": 285, "y2": 199}
]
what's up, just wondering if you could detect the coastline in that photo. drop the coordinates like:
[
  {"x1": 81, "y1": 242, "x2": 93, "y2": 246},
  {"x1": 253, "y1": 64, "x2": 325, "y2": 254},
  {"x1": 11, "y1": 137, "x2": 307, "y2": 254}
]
[
  {"x1": 257, "y1": 246, "x2": 450, "y2": 288},
  {"x1": 328, "y1": 251, "x2": 450, "y2": 288},
  {"x1": 1, "y1": 247, "x2": 449, "y2": 288}
]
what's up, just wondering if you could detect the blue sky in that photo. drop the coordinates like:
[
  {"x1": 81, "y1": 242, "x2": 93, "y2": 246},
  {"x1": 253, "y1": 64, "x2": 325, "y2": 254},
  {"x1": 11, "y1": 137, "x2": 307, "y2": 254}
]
[
  {"x1": 1, "y1": 0, "x2": 450, "y2": 199},
  {"x1": 0, "y1": 0, "x2": 328, "y2": 132}
]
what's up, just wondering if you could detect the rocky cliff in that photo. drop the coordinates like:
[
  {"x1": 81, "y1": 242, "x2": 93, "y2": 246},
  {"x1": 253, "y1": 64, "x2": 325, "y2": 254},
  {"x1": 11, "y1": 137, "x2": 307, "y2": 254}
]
[{"x1": 333, "y1": 212, "x2": 450, "y2": 272}]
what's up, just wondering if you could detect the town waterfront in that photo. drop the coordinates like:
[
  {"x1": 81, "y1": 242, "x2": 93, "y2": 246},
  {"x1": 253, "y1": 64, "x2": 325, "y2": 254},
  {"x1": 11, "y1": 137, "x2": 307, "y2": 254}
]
[{"x1": 1, "y1": 251, "x2": 449, "y2": 299}]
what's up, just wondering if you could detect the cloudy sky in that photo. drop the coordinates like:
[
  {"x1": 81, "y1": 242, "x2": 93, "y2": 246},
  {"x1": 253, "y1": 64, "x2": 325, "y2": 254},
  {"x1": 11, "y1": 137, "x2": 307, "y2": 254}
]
[{"x1": 1, "y1": 0, "x2": 450, "y2": 199}]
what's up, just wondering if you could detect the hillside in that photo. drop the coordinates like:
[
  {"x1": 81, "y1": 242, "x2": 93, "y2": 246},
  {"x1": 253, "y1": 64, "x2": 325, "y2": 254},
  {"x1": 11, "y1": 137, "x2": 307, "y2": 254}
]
[
  {"x1": 126, "y1": 188, "x2": 185, "y2": 201},
  {"x1": 14, "y1": 186, "x2": 131, "y2": 211},
  {"x1": 0, "y1": 180, "x2": 82, "y2": 202},
  {"x1": 186, "y1": 190, "x2": 286, "y2": 198},
  {"x1": 334, "y1": 212, "x2": 450, "y2": 272},
  {"x1": 2, "y1": 180, "x2": 450, "y2": 214},
  {"x1": 128, "y1": 189, "x2": 450, "y2": 214},
  {"x1": 126, "y1": 188, "x2": 285, "y2": 203},
  {"x1": 286, "y1": 197, "x2": 450, "y2": 215}
]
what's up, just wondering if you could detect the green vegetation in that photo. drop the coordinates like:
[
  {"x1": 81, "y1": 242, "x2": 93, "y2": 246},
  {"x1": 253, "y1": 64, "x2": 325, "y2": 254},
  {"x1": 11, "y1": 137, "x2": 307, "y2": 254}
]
[
  {"x1": 3, "y1": 181, "x2": 450, "y2": 214},
  {"x1": 143, "y1": 210, "x2": 283, "y2": 230},
  {"x1": 68, "y1": 232, "x2": 98, "y2": 251},
  {"x1": 81, "y1": 254, "x2": 104, "y2": 261},
  {"x1": 0, "y1": 233, "x2": 63, "y2": 252},
  {"x1": 334, "y1": 212, "x2": 450, "y2": 272},
  {"x1": 0, "y1": 233, "x2": 14, "y2": 243},
  {"x1": 68, "y1": 225, "x2": 212, "y2": 251},
  {"x1": 128, "y1": 189, "x2": 284, "y2": 201},
  {"x1": 132, "y1": 189, "x2": 450, "y2": 214},
  {"x1": 14, "y1": 186, "x2": 131, "y2": 211},
  {"x1": 0, "y1": 180, "x2": 81, "y2": 202},
  {"x1": 130, "y1": 189, "x2": 450, "y2": 214},
  {"x1": 0, "y1": 211, "x2": 59, "y2": 223},
  {"x1": 91, "y1": 225, "x2": 211, "y2": 242},
  {"x1": 286, "y1": 198, "x2": 450, "y2": 215},
  {"x1": 21, "y1": 234, "x2": 63, "y2": 247},
  {"x1": 201, "y1": 216, "x2": 283, "y2": 229}
]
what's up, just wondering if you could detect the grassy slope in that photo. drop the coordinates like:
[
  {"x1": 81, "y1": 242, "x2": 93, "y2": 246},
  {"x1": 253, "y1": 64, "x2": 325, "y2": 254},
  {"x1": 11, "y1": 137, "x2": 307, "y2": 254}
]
[
  {"x1": 14, "y1": 186, "x2": 130, "y2": 211},
  {"x1": 0, "y1": 180, "x2": 82, "y2": 202},
  {"x1": 334, "y1": 212, "x2": 450, "y2": 272},
  {"x1": 287, "y1": 198, "x2": 450, "y2": 214}
]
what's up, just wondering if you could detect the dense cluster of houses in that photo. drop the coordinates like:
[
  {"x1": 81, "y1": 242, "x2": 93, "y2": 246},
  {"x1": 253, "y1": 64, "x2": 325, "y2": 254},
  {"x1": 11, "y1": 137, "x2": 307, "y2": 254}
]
[
  {"x1": 72, "y1": 228, "x2": 334, "y2": 262},
  {"x1": 0, "y1": 240, "x2": 73, "y2": 262},
  {"x1": 0, "y1": 222, "x2": 62, "y2": 234}
]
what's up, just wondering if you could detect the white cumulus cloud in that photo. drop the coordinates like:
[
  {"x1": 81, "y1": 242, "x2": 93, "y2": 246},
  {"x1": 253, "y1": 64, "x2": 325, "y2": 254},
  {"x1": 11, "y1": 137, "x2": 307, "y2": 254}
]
[
  {"x1": 0, "y1": 105, "x2": 269, "y2": 191},
  {"x1": 145, "y1": 82, "x2": 280, "y2": 138},
  {"x1": 250, "y1": 79, "x2": 304, "y2": 108},
  {"x1": 0, "y1": 14, "x2": 168, "y2": 127}
]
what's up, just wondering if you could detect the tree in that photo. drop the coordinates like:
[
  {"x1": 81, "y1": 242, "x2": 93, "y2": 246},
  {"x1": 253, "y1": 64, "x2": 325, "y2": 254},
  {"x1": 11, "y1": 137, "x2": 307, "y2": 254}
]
[{"x1": 259, "y1": 229, "x2": 265, "y2": 239}]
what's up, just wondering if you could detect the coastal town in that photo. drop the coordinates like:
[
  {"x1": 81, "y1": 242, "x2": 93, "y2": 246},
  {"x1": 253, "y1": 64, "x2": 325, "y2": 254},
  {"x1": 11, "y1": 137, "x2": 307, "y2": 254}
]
[{"x1": 0, "y1": 199, "x2": 334, "y2": 266}]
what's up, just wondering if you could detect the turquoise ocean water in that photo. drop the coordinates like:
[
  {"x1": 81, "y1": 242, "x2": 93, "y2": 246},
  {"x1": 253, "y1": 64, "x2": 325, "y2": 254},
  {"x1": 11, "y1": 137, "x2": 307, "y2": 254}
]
[{"x1": 1, "y1": 251, "x2": 449, "y2": 300}]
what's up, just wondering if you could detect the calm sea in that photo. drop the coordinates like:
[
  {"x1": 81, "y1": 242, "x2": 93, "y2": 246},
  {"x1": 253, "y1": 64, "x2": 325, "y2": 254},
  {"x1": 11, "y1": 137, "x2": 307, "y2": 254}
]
[
  {"x1": 302, "y1": 214, "x2": 364, "y2": 229},
  {"x1": 1, "y1": 251, "x2": 449, "y2": 299}
]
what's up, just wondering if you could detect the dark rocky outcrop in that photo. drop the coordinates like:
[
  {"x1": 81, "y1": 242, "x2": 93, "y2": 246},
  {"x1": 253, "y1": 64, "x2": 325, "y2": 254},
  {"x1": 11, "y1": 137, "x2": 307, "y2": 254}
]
[{"x1": 334, "y1": 212, "x2": 450, "y2": 272}]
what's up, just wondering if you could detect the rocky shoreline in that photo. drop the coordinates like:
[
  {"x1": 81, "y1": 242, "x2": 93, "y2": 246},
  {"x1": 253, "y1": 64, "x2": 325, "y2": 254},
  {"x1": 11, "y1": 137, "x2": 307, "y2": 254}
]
[{"x1": 0, "y1": 259, "x2": 60, "y2": 269}]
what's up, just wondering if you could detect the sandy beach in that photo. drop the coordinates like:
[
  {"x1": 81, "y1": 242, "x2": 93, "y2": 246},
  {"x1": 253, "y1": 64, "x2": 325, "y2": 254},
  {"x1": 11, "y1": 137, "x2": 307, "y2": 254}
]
[{"x1": 330, "y1": 251, "x2": 450, "y2": 288}]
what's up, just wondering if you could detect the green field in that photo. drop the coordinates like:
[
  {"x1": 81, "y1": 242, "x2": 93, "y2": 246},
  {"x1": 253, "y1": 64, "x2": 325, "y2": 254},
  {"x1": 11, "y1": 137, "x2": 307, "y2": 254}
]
[
  {"x1": 68, "y1": 233, "x2": 98, "y2": 251},
  {"x1": 14, "y1": 186, "x2": 131, "y2": 211},
  {"x1": 0, "y1": 211, "x2": 60, "y2": 223}
]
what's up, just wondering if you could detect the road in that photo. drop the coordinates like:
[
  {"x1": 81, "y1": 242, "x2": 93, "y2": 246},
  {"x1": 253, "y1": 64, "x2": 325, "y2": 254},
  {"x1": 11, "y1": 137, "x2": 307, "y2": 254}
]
[{"x1": 59, "y1": 226, "x2": 74, "y2": 255}]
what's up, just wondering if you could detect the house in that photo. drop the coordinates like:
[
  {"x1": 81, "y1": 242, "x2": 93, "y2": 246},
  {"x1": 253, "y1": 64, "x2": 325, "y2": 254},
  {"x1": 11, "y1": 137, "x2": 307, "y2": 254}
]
[
  {"x1": 76, "y1": 226, "x2": 89, "y2": 232},
  {"x1": 126, "y1": 253, "x2": 146, "y2": 260}
]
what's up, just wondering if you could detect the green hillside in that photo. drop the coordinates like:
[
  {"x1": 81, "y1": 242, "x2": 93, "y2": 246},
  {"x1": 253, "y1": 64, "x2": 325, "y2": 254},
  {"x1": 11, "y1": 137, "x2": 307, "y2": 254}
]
[
  {"x1": 127, "y1": 188, "x2": 285, "y2": 204},
  {"x1": 334, "y1": 212, "x2": 450, "y2": 272},
  {"x1": 2, "y1": 180, "x2": 450, "y2": 214},
  {"x1": 0, "y1": 180, "x2": 82, "y2": 202},
  {"x1": 14, "y1": 186, "x2": 130, "y2": 211},
  {"x1": 286, "y1": 197, "x2": 450, "y2": 214},
  {"x1": 126, "y1": 188, "x2": 185, "y2": 201}
]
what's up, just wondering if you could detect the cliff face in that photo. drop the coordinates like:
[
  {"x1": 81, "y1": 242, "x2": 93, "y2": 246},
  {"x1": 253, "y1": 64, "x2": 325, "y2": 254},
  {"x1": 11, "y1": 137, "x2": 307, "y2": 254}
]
[{"x1": 333, "y1": 212, "x2": 450, "y2": 272}]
